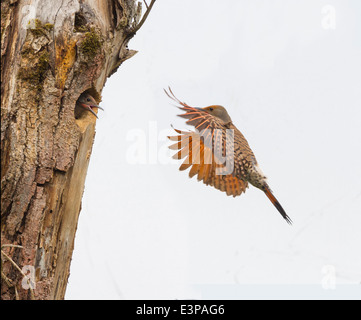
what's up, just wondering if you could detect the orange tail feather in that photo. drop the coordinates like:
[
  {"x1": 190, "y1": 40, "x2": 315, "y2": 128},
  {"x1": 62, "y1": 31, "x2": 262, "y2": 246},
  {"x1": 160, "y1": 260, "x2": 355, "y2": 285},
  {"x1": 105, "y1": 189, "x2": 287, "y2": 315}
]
[{"x1": 264, "y1": 186, "x2": 292, "y2": 225}]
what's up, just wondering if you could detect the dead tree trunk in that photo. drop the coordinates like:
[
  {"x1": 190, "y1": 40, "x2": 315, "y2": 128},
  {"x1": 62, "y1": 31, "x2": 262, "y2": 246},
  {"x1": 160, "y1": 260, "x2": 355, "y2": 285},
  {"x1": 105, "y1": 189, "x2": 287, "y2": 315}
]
[{"x1": 1, "y1": 0, "x2": 155, "y2": 300}]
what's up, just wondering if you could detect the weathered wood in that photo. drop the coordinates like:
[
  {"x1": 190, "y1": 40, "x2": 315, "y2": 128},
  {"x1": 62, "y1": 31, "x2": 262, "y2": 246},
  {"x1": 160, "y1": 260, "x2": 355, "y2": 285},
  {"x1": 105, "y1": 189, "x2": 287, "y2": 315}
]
[{"x1": 1, "y1": 0, "x2": 155, "y2": 300}]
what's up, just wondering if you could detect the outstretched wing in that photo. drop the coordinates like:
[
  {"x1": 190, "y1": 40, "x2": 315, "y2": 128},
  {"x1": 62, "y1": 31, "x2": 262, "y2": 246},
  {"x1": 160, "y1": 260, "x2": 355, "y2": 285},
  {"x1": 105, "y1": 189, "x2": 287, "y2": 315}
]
[
  {"x1": 168, "y1": 127, "x2": 248, "y2": 197},
  {"x1": 165, "y1": 87, "x2": 225, "y2": 149},
  {"x1": 165, "y1": 87, "x2": 237, "y2": 162},
  {"x1": 165, "y1": 86, "x2": 248, "y2": 197}
]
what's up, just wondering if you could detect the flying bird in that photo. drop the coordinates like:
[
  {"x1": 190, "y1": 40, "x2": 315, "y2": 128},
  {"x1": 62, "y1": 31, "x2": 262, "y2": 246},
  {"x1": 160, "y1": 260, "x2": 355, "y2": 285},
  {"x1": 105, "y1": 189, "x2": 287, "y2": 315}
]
[
  {"x1": 75, "y1": 92, "x2": 103, "y2": 119},
  {"x1": 165, "y1": 88, "x2": 291, "y2": 224}
]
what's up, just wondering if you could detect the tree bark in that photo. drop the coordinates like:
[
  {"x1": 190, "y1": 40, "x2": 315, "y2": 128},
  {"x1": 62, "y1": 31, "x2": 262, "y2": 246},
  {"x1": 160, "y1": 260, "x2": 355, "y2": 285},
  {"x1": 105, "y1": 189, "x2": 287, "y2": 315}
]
[{"x1": 1, "y1": 0, "x2": 154, "y2": 300}]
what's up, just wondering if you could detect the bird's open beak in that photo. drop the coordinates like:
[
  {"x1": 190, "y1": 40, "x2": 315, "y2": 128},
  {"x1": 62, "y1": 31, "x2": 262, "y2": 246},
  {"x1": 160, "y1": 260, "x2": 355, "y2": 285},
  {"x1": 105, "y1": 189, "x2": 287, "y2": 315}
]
[
  {"x1": 88, "y1": 104, "x2": 104, "y2": 110},
  {"x1": 81, "y1": 103, "x2": 104, "y2": 118}
]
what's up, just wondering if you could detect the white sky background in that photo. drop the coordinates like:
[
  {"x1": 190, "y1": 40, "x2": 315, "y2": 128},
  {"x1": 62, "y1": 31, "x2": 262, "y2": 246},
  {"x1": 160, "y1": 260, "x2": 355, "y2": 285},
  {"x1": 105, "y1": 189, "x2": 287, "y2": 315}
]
[{"x1": 66, "y1": 0, "x2": 361, "y2": 299}]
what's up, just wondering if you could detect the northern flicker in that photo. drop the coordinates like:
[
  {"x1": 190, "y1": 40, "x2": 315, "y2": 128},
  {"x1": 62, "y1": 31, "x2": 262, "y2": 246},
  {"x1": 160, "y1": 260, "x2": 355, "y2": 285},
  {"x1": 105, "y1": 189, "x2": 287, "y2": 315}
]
[
  {"x1": 75, "y1": 92, "x2": 103, "y2": 119},
  {"x1": 166, "y1": 88, "x2": 292, "y2": 224}
]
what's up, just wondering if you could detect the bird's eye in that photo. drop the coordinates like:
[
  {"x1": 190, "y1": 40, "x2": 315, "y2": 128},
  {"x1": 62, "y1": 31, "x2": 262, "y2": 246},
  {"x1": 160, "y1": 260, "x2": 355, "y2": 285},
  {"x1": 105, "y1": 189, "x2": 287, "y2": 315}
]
[
  {"x1": 209, "y1": 107, "x2": 213, "y2": 111},
  {"x1": 87, "y1": 98, "x2": 91, "y2": 102}
]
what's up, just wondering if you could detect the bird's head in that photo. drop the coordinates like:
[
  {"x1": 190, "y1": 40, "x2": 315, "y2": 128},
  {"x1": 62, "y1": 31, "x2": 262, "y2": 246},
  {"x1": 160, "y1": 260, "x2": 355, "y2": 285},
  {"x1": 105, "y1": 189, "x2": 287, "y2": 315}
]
[
  {"x1": 77, "y1": 93, "x2": 99, "y2": 109},
  {"x1": 202, "y1": 105, "x2": 232, "y2": 124},
  {"x1": 76, "y1": 92, "x2": 103, "y2": 118}
]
